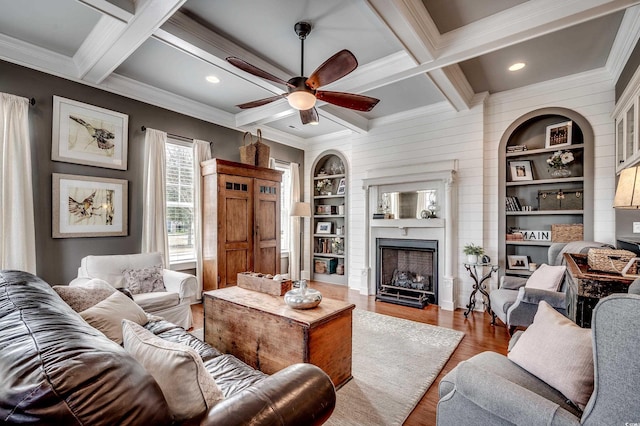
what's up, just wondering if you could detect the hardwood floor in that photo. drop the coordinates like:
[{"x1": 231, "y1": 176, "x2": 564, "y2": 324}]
[{"x1": 191, "y1": 281, "x2": 511, "y2": 425}]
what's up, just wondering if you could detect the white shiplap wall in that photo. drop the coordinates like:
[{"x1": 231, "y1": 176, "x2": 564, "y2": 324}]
[{"x1": 305, "y1": 68, "x2": 616, "y2": 308}]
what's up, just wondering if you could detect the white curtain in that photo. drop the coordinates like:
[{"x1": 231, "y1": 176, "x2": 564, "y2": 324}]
[
  {"x1": 193, "y1": 139, "x2": 212, "y2": 299},
  {"x1": 141, "y1": 128, "x2": 169, "y2": 267},
  {"x1": 289, "y1": 162, "x2": 301, "y2": 280},
  {"x1": 0, "y1": 93, "x2": 36, "y2": 273}
]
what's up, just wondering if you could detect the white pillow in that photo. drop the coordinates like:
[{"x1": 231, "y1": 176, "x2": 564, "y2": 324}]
[
  {"x1": 122, "y1": 319, "x2": 223, "y2": 421},
  {"x1": 508, "y1": 301, "x2": 593, "y2": 409},
  {"x1": 80, "y1": 291, "x2": 148, "y2": 344},
  {"x1": 525, "y1": 264, "x2": 566, "y2": 291}
]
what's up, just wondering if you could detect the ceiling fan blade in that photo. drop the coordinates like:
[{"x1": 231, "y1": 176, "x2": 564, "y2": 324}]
[
  {"x1": 227, "y1": 57, "x2": 295, "y2": 88},
  {"x1": 306, "y1": 50, "x2": 358, "y2": 90},
  {"x1": 300, "y1": 108, "x2": 319, "y2": 125},
  {"x1": 316, "y1": 91, "x2": 379, "y2": 112},
  {"x1": 236, "y1": 94, "x2": 286, "y2": 109}
]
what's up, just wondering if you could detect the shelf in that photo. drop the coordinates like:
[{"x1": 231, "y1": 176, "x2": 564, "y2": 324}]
[
  {"x1": 313, "y1": 253, "x2": 345, "y2": 259},
  {"x1": 313, "y1": 234, "x2": 344, "y2": 238},
  {"x1": 505, "y1": 143, "x2": 585, "y2": 158},
  {"x1": 506, "y1": 177, "x2": 584, "y2": 186},
  {"x1": 314, "y1": 173, "x2": 345, "y2": 180},
  {"x1": 506, "y1": 210, "x2": 583, "y2": 215},
  {"x1": 505, "y1": 241, "x2": 552, "y2": 246},
  {"x1": 314, "y1": 194, "x2": 345, "y2": 199},
  {"x1": 313, "y1": 214, "x2": 344, "y2": 218}
]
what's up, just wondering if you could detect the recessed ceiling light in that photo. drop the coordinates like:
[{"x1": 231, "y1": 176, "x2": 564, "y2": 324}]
[
  {"x1": 205, "y1": 75, "x2": 220, "y2": 84},
  {"x1": 508, "y1": 62, "x2": 526, "y2": 72}
]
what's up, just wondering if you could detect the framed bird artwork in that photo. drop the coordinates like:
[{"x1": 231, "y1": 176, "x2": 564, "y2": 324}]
[
  {"x1": 52, "y1": 173, "x2": 128, "y2": 238},
  {"x1": 51, "y1": 96, "x2": 128, "y2": 170}
]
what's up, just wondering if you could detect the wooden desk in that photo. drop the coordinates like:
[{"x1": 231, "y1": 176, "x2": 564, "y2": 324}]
[
  {"x1": 203, "y1": 286, "x2": 355, "y2": 388},
  {"x1": 564, "y1": 253, "x2": 634, "y2": 327}
]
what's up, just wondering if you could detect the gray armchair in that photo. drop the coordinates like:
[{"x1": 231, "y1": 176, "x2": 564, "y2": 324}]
[
  {"x1": 490, "y1": 241, "x2": 608, "y2": 334},
  {"x1": 437, "y1": 293, "x2": 640, "y2": 425}
]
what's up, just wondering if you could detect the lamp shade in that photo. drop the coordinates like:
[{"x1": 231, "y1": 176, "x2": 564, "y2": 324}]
[
  {"x1": 291, "y1": 202, "x2": 312, "y2": 217},
  {"x1": 614, "y1": 166, "x2": 640, "y2": 208}
]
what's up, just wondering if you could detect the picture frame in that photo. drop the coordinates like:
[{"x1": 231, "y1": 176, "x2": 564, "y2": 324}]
[
  {"x1": 545, "y1": 120, "x2": 572, "y2": 149},
  {"x1": 336, "y1": 178, "x2": 346, "y2": 195},
  {"x1": 316, "y1": 221, "x2": 332, "y2": 234},
  {"x1": 316, "y1": 205, "x2": 332, "y2": 215},
  {"x1": 52, "y1": 173, "x2": 128, "y2": 238},
  {"x1": 509, "y1": 160, "x2": 533, "y2": 181},
  {"x1": 52, "y1": 95, "x2": 129, "y2": 170},
  {"x1": 507, "y1": 255, "x2": 529, "y2": 270}
]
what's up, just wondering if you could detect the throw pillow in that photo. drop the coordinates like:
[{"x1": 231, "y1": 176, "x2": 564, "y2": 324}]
[
  {"x1": 53, "y1": 278, "x2": 117, "y2": 312},
  {"x1": 80, "y1": 291, "x2": 148, "y2": 344},
  {"x1": 524, "y1": 263, "x2": 566, "y2": 291},
  {"x1": 508, "y1": 301, "x2": 593, "y2": 409},
  {"x1": 123, "y1": 265, "x2": 166, "y2": 295},
  {"x1": 122, "y1": 319, "x2": 223, "y2": 421}
]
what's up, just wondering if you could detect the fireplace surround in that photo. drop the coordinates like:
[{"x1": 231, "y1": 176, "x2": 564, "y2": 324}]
[{"x1": 376, "y1": 238, "x2": 438, "y2": 308}]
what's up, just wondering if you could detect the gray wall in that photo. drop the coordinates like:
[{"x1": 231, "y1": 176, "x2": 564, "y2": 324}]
[
  {"x1": 616, "y1": 38, "x2": 640, "y2": 102},
  {"x1": 0, "y1": 60, "x2": 304, "y2": 285}
]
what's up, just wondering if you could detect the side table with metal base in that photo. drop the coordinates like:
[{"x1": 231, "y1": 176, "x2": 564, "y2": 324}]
[{"x1": 463, "y1": 263, "x2": 499, "y2": 318}]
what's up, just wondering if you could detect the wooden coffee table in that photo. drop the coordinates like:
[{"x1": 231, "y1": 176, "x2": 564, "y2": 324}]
[{"x1": 203, "y1": 286, "x2": 355, "y2": 388}]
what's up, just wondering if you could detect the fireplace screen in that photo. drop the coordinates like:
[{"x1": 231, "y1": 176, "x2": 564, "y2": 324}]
[{"x1": 376, "y1": 238, "x2": 437, "y2": 308}]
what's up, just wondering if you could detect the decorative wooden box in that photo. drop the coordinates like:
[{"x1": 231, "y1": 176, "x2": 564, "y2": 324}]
[{"x1": 237, "y1": 273, "x2": 291, "y2": 296}]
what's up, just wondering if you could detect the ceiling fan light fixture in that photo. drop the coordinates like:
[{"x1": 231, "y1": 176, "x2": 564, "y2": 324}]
[{"x1": 287, "y1": 91, "x2": 316, "y2": 110}]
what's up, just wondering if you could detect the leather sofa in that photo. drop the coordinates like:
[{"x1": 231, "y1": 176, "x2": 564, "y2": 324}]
[
  {"x1": 70, "y1": 252, "x2": 197, "y2": 329},
  {"x1": 0, "y1": 270, "x2": 336, "y2": 425}
]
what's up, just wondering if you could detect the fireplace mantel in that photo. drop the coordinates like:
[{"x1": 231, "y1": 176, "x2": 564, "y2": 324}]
[{"x1": 358, "y1": 160, "x2": 458, "y2": 311}]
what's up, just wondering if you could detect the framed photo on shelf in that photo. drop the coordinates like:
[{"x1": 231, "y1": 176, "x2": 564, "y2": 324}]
[
  {"x1": 52, "y1": 95, "x2": 129, "y2": 170},
  {"x1": 336, "y1": 178, "x2": 346, "y2": 195},
  {"x1": 52, "y1": 173, "x2": 128, "y2": 238},
  {"x1": 545, "y1": 121, "x2": 572, "y2": 149},
  {"x1": 509, "y1": 160, "x2": 533, "y2": 181},
  {"x1": 507, "y1": 255, "x2": 529, "y2": 270},
  {"x1": 316, "y1": 205, "x2": 332, "y2": 215},
  {"x1": 316, "y1": 221, "x2": 332, "y2": 234}
]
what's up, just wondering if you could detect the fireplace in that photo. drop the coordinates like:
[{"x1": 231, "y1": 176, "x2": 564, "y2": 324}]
[{"x1": 375, "y1": 238, "x2": 438, "y2": 308}]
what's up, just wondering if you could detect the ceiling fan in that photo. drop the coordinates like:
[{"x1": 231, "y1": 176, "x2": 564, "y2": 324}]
[{"x1": 226, "y1": 21, "x2": 379, "y2": 125}]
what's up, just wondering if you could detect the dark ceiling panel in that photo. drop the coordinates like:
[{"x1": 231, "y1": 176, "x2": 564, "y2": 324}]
[
  {"x1": 423, "y1": 0, "x2": 529, "y2": 33},
  {"x1": 459, "y1": 11, "x2": 623, "y2": 93}
]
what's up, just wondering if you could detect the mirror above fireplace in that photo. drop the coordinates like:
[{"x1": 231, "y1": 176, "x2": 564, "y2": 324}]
[{"x1": 379, "y1": 189, "x2": 438, "y2": 219}]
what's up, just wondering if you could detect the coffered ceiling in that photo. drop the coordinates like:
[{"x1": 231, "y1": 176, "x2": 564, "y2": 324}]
[{"x1": 1, "y1": 0, "x2": 639, "y2": 147}]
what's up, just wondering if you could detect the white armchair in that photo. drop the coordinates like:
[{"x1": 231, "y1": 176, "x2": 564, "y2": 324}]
[{"x1": 69, "y1": 252, "x2": 197, "y2": 329}]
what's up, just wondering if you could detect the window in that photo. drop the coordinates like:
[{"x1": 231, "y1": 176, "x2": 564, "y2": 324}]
[
  {"x1": 165, "y1": 140, "x2": 195, "y2": 265},
  {"x1": 274, "y1": 162, "x2": 291, "y2": 253}
]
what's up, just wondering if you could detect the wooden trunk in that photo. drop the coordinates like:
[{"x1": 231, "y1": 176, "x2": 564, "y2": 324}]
[
  {"x1": 201, "y1": 159, "x2": 282, "y2": 292},
  {"x1": 203, "y1": 286, "x2": 354, "y2": 388}
]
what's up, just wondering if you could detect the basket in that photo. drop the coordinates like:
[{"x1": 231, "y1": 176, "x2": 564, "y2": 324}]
[
  {"x1": 587, "y1": 248, "x2": 637, "y2": 274},
  {"x1": 551, "y1": 224, "x2": 583, "y2": 242},
  {"x1": 239, "y1": 131, "x2": 256, "y2": 166},
  {"x1": 254, "y1": 129, "x2": 270, "y2": 168}
]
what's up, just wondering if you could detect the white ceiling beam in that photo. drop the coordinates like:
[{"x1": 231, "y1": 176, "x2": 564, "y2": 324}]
[
  {"x1": 436, "y1": 0, "x2": 640, "y2": 67},
  {"x1": 157, "y1": 11, "x2": 292, "y2": 95},
  {"x1": 427, "y1": 65, "x2": 474, "y2": 111},
  {"x1": 606, "y1": 5, "x2": 640, "y2": 80},
  {"x1": 79, "y1": 0, "x2": 133, "y2": 21},
  {"x1": 79, "y1": 0, "x2": 186, "y2": 84},
  {"x1": 365, "y1": 0, "x2": 439, "y2": 63},
  {"x1": 0, "y1": 33, "x2": 78, "y2": 78}
]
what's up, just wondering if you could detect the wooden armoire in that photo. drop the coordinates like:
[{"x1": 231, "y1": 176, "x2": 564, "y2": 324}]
[{"x1": 201, "y1": 159, "x2": 282, "y2": 291}]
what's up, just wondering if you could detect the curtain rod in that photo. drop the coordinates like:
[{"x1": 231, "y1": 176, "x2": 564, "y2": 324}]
[
  {"x1": 29, "y1": 98, "x2": 35, "y2": 106},
  {"x1": 141, "y1": 125, "x2": 193, "y2": 143}
]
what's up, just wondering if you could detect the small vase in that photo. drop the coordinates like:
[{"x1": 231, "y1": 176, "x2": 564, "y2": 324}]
[{"x1": 551, "y1": 167, "x2": 571, "y2": 178}]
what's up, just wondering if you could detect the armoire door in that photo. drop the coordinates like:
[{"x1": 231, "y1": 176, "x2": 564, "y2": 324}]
[
  {"x1": 254, "y1": 178, "x2": 280, "y2": 275},
  {"x1": 218, "y1": 174, "x2": 254, "y2": 287}
]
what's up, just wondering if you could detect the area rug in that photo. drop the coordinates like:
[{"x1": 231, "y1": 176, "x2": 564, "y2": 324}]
[
  {"x1": 190, "y1": 309, "x2": 463, "y2": 425},
  {"x1": 325, "y1": 309, "x2": 464, "y2": 426}
]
